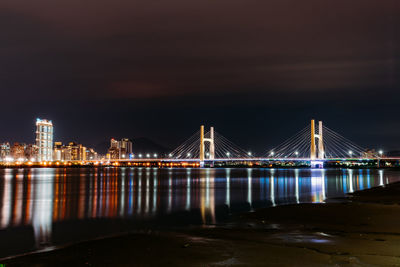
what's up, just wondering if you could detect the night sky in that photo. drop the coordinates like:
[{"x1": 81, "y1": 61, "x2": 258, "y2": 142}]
[{"x1": 1, "y1": 0, "x2": 399, "y2": 153}]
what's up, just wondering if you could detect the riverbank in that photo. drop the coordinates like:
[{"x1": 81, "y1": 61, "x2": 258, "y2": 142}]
[{"x1": 4, "y1": 182, "x2": 400, "y2": 266}]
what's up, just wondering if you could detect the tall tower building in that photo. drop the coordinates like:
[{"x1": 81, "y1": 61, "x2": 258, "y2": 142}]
[
  {"x1": 107, "y1": 138, "x2": 132, "y2": 159},
  {"x1": 108, "y1": 138, "x2": 120, "y2": 159},
  {"x1": 120, "y1": 138, "x2": 133, "y2": 159},
  {"x1": 36, "y1": 118, "x2": 54, "y2": 161}
]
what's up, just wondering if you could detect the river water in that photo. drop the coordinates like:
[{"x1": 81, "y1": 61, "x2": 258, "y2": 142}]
[{"x1": 0, "y1": 167, "x2": 398, "y2": 259}]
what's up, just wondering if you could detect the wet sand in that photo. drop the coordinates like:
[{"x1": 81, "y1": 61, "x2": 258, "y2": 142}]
[{"x1": 4, "y1": 182, "x2": 400, "y2": 266}]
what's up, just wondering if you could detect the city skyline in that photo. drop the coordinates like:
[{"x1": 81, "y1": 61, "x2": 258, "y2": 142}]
[
  {"x1": 0, "y1": 118, "x2": 398, "y2": 158},
  {"x1": 0, "y1": 118, "x2": 395, "y2": 166},
  {"x1": 0, "y1": 118, "x2": 397, "y2": 158}
]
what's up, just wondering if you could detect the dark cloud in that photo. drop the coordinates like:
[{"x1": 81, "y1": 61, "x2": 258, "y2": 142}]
[{"x1": 0, "y1": 0, "x2": 399, "y2": 151}]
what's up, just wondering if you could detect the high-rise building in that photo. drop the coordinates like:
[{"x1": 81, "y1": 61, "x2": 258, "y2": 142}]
[
  {"x1": 110, "y1": 138, "x2": 120, "y2": 149},
  {"x1": 53, "y1": 142, "x2": 63, "y2": 161},
  {"x1": 68, "y1": 142, "x2": 80, "y2": 160},
  {"x1": 86, "y1": 148, "x2": 98, "y2": 160},
  {"x1": 11, "y1": 142, "x2": 26, "y2": 161},
  {"x1": 63, "y1": 145, "x2": 73, "y2": 161},
  {"x1": 107, "y1": 138, "x2": 133, "y2": 159},
  {"x1": 120, "y1": 138, "x2": 133, "y2": 159},
  {"x1": 36, "y1": 118, "x2": 54, "y2": 161},
  {"x1": 79, "y1": 146, "x2": 87, "y2": 161},
  {"x1": 26, "y1": 144, "x2": 39, "y2": 161},
  {"x1": 108, "y1": 138, "x2": 120, "y2": 159},
  {"x1": 0, "y1": 142, "x2": 11, "y2": 161}
]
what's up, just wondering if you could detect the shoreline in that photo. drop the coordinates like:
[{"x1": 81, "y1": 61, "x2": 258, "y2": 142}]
[{"x1": 4, "y1": 182, "x2": 400, "y2": 266}]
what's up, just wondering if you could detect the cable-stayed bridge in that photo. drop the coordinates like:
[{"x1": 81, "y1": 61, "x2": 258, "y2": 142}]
[
  {"x1": 168, "y1": 125, "x2": 252, "y2": 161},
  {"x1": 108, "y1": 119, "x2": 395, "y2": 168}
]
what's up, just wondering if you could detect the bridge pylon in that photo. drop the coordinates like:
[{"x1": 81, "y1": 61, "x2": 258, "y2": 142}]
[
  {"x1": 310, "y1": 119, "x2": 325, "y2": 160},
  {"x1": 199, "y1": 125, "x2": 215, "y2": 162}
]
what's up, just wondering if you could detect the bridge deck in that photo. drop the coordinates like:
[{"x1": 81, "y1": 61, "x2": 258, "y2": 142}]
[{"x1": 77, "y1": 157, "x2": 400, "y2": 163}]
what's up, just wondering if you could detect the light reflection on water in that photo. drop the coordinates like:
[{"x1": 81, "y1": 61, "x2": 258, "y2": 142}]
[{"x1": 0, "y1": 167, "x2": 398, "y2": 258}]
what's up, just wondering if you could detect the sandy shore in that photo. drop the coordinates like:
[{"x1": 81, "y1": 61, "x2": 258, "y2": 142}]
[{"x1": 4, "y1": 182, "x2": 400, "y2": 266}]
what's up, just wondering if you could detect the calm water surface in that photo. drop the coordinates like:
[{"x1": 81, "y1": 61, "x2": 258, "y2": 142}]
[{"x1": 0, "y1": 167, "x2": 398, "y2": 259}]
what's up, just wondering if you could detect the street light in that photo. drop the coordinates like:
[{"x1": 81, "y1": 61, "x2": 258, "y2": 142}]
[
  {"x1": 348, "y1": 150, "x2": 353, "y2": 157},
  {"x1": 146, "y1": 154, "x2": 150, "y2": 158},
  {"x1": 248, "y1": 152, "x2": 252, "y2": 156},
  {"x1": 187, "y1": 153, "x2": 191, "y2": 157},
  {"x1": 270, "y1": 152, "x2": 274, "y2": 156},
  {"x1": 226, "y1": 152, "x2": 230, "y2": 157},
  {"x1": 379, "y1": 150, "x2": 383, "y2": 157},
  {"x1": 295, "y1": 151, "x2": 299, "y2": 156},
  {"x1": 139, "y1": 154, "x2": 142, "y2": 158}
]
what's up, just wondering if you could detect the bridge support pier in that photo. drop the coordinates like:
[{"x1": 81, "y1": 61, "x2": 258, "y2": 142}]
[
  {"x1": 199, "y1": 125, "x2": 215, "y2": 165},
  {"x1": 311, "y1": 119, "x2": 325, "y2": 167},
  {"x1": 200, "y1": 125, "x2": 205, "y2": 162},
  {"x1": 311, "y1": 120, "x2": 316, "y2": 160},
  {"x1": 318, "y1": 121, "x2": 324, "y2": 159},
  {"x1": 209, "y1": 127, "x2": 215, "y2": 160}
]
